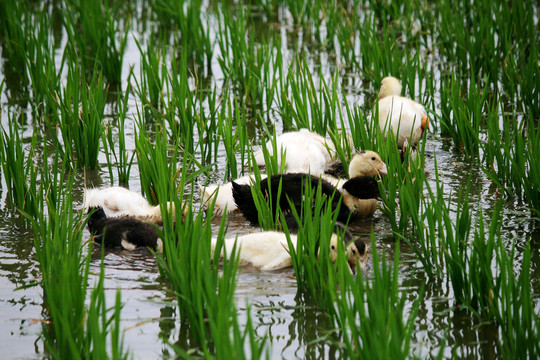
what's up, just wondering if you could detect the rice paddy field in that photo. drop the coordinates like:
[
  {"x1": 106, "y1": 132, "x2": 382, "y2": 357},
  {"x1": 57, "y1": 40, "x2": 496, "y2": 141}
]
[{"x1": 0, "y1": 0, "x2": 539, "y2": 358}]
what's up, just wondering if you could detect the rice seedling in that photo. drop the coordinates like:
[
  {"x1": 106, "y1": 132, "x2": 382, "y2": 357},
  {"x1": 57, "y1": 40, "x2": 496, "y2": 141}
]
[
  {"x1": 483, "y1": 105, "x2": 540, "y2": 215},
  {"x1": 133, "y1": 39, "x2": 167, "y2": 112},
  {"x1": 374, "y1": 120, "x2": 427, "y2": 236},
  {"x1": 155, "y1": 176, "x2": 267, "y2": 357},
  {"x1": 342, "y1": 99, "x2": 377, "y2": 151},
  {"x1": 492, "y1": 240, "x2": 540, "y2": 358},
  {"x1": 24, "y1": 11, "x2": 62, "y2": 115},
  {"x1": 134, "y1": 115, "x2": 181, "y2": 205},
  {"x1": 0, "y1": 111, "x2": 39, "y2": 217},
  {"x1": 102, "y1": 85, "x2": 135, "y2": 185},
  {"x1": 439, "y1": 74, "x2": 486, "y2": 159},
  {"x1": 27, "y1": 180, "x2": 90, "y2": 357},
  {"x1": 0, "y1": 0, "x2": 30, "y2": 90},
  {"x1": 22, "y1": 163, "x2": 129, "y2": 359},
  {"x1": 399, "y1": 157, "x2": 446, "y2": 279},
  {"x1": 460, "y1": 203, "x2": 499, "y2": 316},
  {"x1": 47, "y1": 59, "x2": 106, "y2": 170},
  {"x1": 167, "y1": 53, "x2": 224, "y2": 165},
  {"x1": 84, "y1": 254, "x2": 129, "y2": 360},
  {"x1": 63, "y1": 0, "x2": 128, "y2": 84},
  {"x1": 277, "y1": 179, "x2": 349, "y2": 312},
  {"x1": 284, "y1": 0, "x2": 318, "y2": 28},
  {"x1": 217, "y1": 4, "x2": 273, "y2": 108},
  {"x1": 278, "y1": 58, "x2": 336, "y2": 133},
  {"x1": 332, "y1": 235, "x2": 423, "y2": 359},
  {"x1": 218, "y1": 97, "x2": 250, "y2": 181},
  {"x1": 149, "y1": 0, "x2": 212, "y2": 68},
  {"x1": 516, "y1": 44, "x2": 540, "y2": 118}
]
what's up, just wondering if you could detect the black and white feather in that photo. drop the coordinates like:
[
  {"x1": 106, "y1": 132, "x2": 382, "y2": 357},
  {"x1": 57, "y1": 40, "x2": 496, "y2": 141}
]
[
  {"x1": 87, "y1": 207, "x2": 163, "y2": 252},
  {"x1": 232, "y1": 173, "x2": 380, "y2": 225}
]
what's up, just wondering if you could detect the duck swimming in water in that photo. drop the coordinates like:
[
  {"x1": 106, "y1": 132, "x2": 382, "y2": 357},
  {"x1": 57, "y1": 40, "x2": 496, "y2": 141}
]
[
  {"x1": 83, "y1": 186, "x2": 178, "y2": 225},
  {"x1": 211, "y1": 222, "x2": 368, "y2": 273},
  {"x1": 253, "y1": 128, "x2": 354, "y2": 176},
  {"x1": 377, "y1": 76, "x2": 429, "y2": 151},
  {"x1": 201, "y1": 150, "x2": 386, "y2": 216},
  {"x1": 86, "y1": 207, "x2": 163, "y2": 252},
  {"x1": 232, "y1": 173, "x2": 380, "y2": 225}
]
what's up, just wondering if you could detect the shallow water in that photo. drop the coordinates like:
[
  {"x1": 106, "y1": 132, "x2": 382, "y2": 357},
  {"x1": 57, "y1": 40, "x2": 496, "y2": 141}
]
[{"x1": 1, "y1": 1, "x2": 539, "y2": 359}]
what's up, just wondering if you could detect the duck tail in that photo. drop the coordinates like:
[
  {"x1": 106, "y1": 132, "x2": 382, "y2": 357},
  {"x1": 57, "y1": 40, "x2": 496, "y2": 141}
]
[
  {"x1": 231, "y1": 180, "x2": 260, "y2": 224},
  {"x1": 421, "y1": 115, "x2": 429, "y2": 135}
]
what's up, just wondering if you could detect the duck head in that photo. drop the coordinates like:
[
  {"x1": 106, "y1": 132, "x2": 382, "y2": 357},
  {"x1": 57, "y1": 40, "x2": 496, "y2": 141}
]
[
  {"x1": 327, "y1": 223, "x2": 369, "y2": 274},
  {"x1": 346, "y1": 239, "x2": 368, "y2": 274},
  {"x1": 349, "y1": 151, "x2": 388, "y2": 177},
  {"x1": 378, "y1": 76, "x2": 402, "y2": 99}
]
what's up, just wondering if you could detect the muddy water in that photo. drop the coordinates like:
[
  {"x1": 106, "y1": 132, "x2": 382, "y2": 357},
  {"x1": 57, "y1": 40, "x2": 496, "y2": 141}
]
[{"x1": 1, "y1": 3, "x2": 539, "y2": 360}]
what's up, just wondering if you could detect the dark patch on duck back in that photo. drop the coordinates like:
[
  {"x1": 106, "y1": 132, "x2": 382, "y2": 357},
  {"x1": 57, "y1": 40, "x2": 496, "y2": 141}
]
[
  {"x1": 324, "y1": 160, "x2": 347, "y2": 178},
  {"x1": 86, "y1": 207, "x2": 160, "y2": 250},
  {"x1": 341, "y1": 176, "x2": 380, "y2": 199},
  {"x1": 233, "y1": 173, "x2": 353, "y2": 225}
]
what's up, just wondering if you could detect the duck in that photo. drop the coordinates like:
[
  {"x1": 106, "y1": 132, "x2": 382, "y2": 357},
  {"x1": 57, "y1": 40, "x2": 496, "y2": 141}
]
[
  {"x1": 200, "y1": 174, "x2": 265, "y2": 216},
  {"x1": 211, "y1": 223, "x2": 368, "y2": 273},
  {"x1": 377, "y1": 76, "x2": 429, "y2": 151},
  {"x1": 86, "y1": 207, "x2": 163, "y2": 252},
  {"x1": 325, "y1": 151, "x2": 387, "y2": 218},
  {"x1": 232, "y1": 173, "x2": 381, "y2": 225},
  {"x1": 329, "y1": 150, "x2": 387, "y2": 180},
  {"x1": 201, "y1": 150, "x2": 386, "y2": 216},
  {"x1": 83, "y1": 186, "x2": 178, "y2": 225},
  {"x1": 253, "y1": 128, "x2": 354, "y2": 176}
]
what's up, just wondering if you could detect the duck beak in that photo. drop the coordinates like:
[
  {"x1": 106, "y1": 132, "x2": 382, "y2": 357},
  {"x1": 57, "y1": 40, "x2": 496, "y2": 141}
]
[
  {"x1": 378, "y1": 163, "x2": 388, "y2": 175},
  {"x1": 347, "y1": 258, "x2": 357, "y2": 275}
]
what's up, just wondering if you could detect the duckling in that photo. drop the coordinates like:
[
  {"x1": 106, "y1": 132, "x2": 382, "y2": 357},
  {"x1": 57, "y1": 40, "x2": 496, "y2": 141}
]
[
  {"x1": 232, "y1": 173, "x2": 380, "y2": 225},
  {"x1": 211, "y1": 225, "x2": 368, "y2": 273},
  {"x1": 83, "y1": 186, "x2": 177, "y2": 225},
  {"x1": 201, "y1": 150, "x2": 386, "y2": 216},
  {"x1": 86, "y1": 207, "x2": 163, "y2": 252},
  {"x1": 377, "y1": 76, "x2": 429, "y2": 151},
  {"x1": 253, "y1": 128, "x2": 354, "y2": 176}
]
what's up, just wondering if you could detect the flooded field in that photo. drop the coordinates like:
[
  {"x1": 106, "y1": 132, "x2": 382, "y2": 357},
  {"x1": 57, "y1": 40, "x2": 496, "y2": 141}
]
[{"x1": 0, "y1": 0, "x2": 539, "y2": 358}]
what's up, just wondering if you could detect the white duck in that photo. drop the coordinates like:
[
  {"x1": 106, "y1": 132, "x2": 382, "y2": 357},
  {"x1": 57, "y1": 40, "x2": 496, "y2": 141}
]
[
  {"x1": 83, "y1": 186, "x2": 178, "y2": 225},
  {"x1": 200, "y1": 174, "x2": 266, "y2": 216},
  {"x1": 377, "y1": 76, "x2": 429, "y2": 150},
  {"x1": 201, "y1": 151, "x2": 387, "y2": 216},
  {"x1": 253, "y1": 128, "x2": 353, "y2": 176},
  {"x1": 211, "y1": 230, "x2": 368, "y2": 272}
]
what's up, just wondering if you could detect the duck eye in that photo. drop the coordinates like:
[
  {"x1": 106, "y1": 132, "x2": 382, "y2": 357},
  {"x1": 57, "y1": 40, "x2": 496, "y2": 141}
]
[
  {"x1": 331, "y1": 245, "x2": 336, "y2": 250},
  {"x1": 371, "y1": 157, "x2": 376, "y2": 161},
  {"x1": 352, "y1": 249, "x2": 356, "y2": 254}
]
